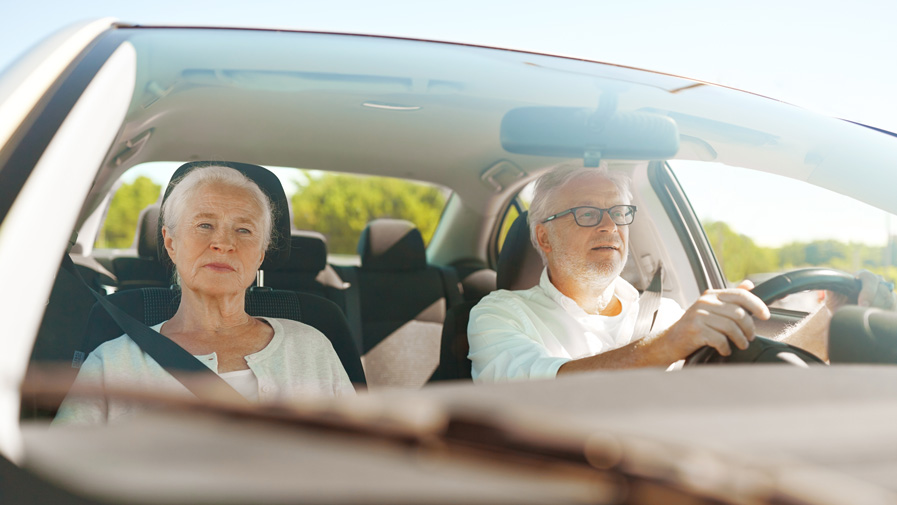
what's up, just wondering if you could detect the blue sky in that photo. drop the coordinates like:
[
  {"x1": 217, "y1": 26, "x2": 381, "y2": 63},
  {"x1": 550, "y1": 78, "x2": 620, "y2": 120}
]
[
  {"x1": 4, "y1": 0, "x2": 895, "y2": 131},
  {"x1": 3, "y1": 0, "x2": 896, "y2": 246}
]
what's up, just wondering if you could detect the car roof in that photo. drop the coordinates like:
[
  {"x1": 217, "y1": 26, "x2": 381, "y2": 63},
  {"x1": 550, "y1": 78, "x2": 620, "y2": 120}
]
[{"x1": 73, "y1": 24, "x2": 897, "y2": 227}]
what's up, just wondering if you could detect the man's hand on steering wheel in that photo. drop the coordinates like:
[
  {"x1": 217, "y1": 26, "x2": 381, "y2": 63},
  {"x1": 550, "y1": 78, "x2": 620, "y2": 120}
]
[
  {"x1": 682, "y1": 268, "x2": 895, "y2": 366},
  {"x1": 820, "y1": 270, "x2": 895, "y2": 330},
  {"x1": 656, "y1": 281, "x2": 770, "y2": 360},
  {"x1": 835, "y1": 270, "x2": 897, "y2": 312}
]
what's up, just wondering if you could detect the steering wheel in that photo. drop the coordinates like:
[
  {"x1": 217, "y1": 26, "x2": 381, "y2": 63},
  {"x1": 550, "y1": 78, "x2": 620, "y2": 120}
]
[{"x1": 684, "y1": 268, "x2": 860, "y2": 365}]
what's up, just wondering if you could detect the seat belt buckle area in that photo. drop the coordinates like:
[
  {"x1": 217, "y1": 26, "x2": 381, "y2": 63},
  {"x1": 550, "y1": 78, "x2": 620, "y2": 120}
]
[{"x1": 71, "y1": 350, "x2": 86, "y2": 369}]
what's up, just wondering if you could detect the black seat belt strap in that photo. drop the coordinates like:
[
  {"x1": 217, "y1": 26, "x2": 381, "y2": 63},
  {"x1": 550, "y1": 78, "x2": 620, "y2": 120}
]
[
  {"x1": 62, "y1": 255, "x2": 248, "y2": 404},
  {"x1": 337, "y1": 266, "x2": 364, "y2": 352},
  {"x1": 633, "y1": 263, "x2": 663, "y2": 338},
  {"x1": 437, "y1": 266, "x2": 464, "y2": 309}
]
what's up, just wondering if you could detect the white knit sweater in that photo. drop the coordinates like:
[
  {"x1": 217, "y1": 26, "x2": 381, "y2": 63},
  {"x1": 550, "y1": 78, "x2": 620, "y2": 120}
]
[{"x1": 54, "y1": 317, "x2": 355, "y2": 424}]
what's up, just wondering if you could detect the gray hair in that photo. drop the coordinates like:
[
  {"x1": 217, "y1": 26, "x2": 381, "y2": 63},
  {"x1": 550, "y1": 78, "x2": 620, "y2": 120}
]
[
  {"x1": 162, "y1": 165, "x2": 274, "y2": 252},
  {"x1": 528, "y1": 162, "x2": 633, "y2": 265}
]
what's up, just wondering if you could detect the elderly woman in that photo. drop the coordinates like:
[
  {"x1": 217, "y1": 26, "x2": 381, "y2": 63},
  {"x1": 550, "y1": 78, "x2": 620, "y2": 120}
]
[{"x1": 55, "y1": 165, "x2": 354, "y2": 424}]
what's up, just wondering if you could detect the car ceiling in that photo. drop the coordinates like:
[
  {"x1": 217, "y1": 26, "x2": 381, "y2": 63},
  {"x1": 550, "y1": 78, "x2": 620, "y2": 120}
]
[{"x1": 84, "y1": 26, "x2": 897, "y2": 221}]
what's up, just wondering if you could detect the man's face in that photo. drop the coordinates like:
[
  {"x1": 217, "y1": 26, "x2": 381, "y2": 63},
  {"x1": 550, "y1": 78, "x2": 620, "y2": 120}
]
[{"x1": 536, "y1": 173, "x2": 630, "y2": 289}]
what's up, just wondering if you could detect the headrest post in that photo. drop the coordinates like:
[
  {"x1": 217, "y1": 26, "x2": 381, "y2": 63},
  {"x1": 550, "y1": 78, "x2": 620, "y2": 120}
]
[{"x1": 256, "y1": 270, "x2": 265, "y2": 288}]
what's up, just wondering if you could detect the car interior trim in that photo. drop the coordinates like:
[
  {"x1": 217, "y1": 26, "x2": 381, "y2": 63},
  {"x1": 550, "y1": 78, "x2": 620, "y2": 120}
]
[
  {"x1": 489, "y1": 197, "x2": 525, "y2": 268},
  {"x1": 0, "y1": 29, "x2": 127, "y2": 225},
  {"x1": 647, "y1": 161, "x2": 723, "y2": 292}
]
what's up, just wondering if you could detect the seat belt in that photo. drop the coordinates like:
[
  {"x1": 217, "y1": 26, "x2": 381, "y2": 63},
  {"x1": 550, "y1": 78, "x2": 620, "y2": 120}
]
[
  {"x1": 632, "y1": 263, "x2": 663, "y2": 338},
  {"x1": 336, "y1": 266, "x2": 364, "y2": 352},
  {"x1": 62, "y1": 255, "x2": 249, "y2": 405},
  {"x1": 437, "y1": 266, "x2": 464, "y2": 308}
]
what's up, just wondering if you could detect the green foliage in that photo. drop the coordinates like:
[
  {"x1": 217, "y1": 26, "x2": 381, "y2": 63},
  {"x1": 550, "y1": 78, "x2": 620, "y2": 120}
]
[
  {"x1": 95, "y1": 177, "x2": 161, "y2": 249},
  {"x1": 703, "y1": 221, "x2": 779, "y2": 282},
  {"x1": 705, "y1": 220, "x2": 897, "y2": 285},
  {"x1": 291, "y1": 171, "x2": 448, "y2": 255}
]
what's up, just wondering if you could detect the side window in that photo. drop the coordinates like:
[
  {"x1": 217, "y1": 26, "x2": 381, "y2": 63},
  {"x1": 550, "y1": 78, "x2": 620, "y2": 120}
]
[
  {"x1": 670, "y1": 160, "x2": 897, "y2": 311},
  {"x1": 94, "y1": 175, "x2": 162, "y2": 250},
  {"x1": 290, "y1": 170, "x2": 450, "y2": 259},
  {"x1": 93, "y1": 165, "x2": 450, "y2": 262},
  {"x1": 496, "y1": 181, "x2": 534, "y2": 253}
]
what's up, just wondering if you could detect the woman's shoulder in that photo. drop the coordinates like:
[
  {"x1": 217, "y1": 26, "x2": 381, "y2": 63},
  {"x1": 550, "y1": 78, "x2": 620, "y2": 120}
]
[
  {"x1": 262, "y1": 317, "x2": 329, "y2": 343},
  {"x1": 90, "y1": 321, "x2": 165, "y2": 357},
  {"x1": 89, "y1": 333, "x2": 143, "y2": 359},
  {"x1": 259, "y1": 317, "x2": 342, "y2": 365}
]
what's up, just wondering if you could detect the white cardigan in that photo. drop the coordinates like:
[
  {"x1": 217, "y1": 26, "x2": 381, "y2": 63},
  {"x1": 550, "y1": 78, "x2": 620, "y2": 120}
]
[{"x1": 54, "y1": 317, "x2": 355, "y2": 424}]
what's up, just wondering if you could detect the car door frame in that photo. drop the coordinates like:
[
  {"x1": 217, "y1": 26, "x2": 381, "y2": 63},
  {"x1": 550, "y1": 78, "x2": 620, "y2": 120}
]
[
  {"x1": 649, "y1": 161, "x2": 810, "y2": 336},
  {"x1": 0, "y1": 22, "x2": 135, "y2": 462}
]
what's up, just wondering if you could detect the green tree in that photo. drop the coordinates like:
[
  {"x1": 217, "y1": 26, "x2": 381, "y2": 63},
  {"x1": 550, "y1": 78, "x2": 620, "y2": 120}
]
[
  {"x1": 781, "y1": 239, "x2": 874, "y2": 272},
  {"x1": 706, "y1": 223, "x2": 897, "y2": 286},
  {"x1": 888, "y1": 235, "x2": 897, "y2": 266},
  {"x1": 805, "y1": 240, "x2": 848, "y2": 265},
  {"x1": 703, "y1": 220, "x2": 778, "y2": 282},
  {"x1": 95, "y1": 176, "x2": 161, "y2": 249},
  {"x1": 291, "y1": 172, "x2": 448, "y2": 254}
]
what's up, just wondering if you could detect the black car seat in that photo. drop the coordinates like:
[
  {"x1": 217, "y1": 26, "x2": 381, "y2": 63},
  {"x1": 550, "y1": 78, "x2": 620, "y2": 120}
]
[
  {"x1": 266, "y1": 230, "x2": 345, "y2": 300},
  {"x1": 111, "y1": 204, "x2": 169, "y2": 291},
  {"x1": 430, "y1": 211, "x2": 540, "y2": 382},
  {"x1": 352, "y1": 218, "x2": 463, "y2": 389},
  {"x1": 83, "y1": 162, "x2": 365, "y2": 384},
  {"x1": 266, "y1": 230, "x2": 363, "y2": 348},
  {"x1": 495, "y1": 210, "x2": 543, "y2": 291},
  {"x1": 69, "y1": 243, "x2": 117, "y2": 293},
  {"x1": 449, "y1": 258, "x2": 497, "y2": 304}
]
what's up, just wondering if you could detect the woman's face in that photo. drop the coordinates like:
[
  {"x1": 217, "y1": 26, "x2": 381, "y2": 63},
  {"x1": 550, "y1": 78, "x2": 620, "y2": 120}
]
[{"x1": 163, "y1": 182, "x2": 267, "y2": 298}]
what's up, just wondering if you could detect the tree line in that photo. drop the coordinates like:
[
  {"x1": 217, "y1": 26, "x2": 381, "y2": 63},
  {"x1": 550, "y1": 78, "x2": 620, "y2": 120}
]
[{"x1": 704, "y1": 220, "x2": 897, "y2": 283}]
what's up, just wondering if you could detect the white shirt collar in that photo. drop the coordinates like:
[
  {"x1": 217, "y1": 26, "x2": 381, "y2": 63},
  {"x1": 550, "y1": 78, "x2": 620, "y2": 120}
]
[{"x1": 539, "y1": 267, "x2": 639, "y2": 318}]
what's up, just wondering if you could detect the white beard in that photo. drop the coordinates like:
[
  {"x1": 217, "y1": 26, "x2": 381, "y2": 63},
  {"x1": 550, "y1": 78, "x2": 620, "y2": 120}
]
[{"x1": 549, "y1": 231, "x2": 626, "y2": 293}]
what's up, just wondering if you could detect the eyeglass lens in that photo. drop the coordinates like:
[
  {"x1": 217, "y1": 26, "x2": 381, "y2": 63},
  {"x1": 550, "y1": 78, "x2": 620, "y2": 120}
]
[{"x1": 573, "y1": 206, "x2": 635, "y2": 226}]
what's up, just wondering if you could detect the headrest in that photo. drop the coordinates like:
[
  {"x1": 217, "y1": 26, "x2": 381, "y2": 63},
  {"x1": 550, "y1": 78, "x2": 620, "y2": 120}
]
[
  {"x1": 282, "y1": 230, "x2": 328, "y2": 273},
  {"x1": 157, "y1": 161, "x2": 291, "y2": 272},
  {"x1": 496, "y1": 211, "x2": 543, "y2": 291},
  {"x1": 358, "y1": 219, "x2": 426, "y2": 271},
  {"x1": 134, "y1": 204, "x2": 160, "y2": 259},
  {"x1": 461, "y1": 269, "x2": 498, "y2": 302}
]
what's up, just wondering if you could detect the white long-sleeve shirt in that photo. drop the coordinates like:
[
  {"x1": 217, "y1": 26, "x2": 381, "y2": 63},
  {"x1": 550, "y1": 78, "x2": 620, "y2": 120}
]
[
  {"x1": 54, "y1": 317, "x2": 355, "y2": 424},
  {"x1": 468, "y1": 269, "x2": 684, "y2": 382}
]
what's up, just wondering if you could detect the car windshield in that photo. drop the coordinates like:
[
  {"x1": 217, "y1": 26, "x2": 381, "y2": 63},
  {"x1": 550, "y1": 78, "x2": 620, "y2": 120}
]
[
  {"x1": 6, "y1": 23, "x2": 897, "y2": 504},
  {"x1": 671, "y1": 160, "x2": 897, "y2": 311}
]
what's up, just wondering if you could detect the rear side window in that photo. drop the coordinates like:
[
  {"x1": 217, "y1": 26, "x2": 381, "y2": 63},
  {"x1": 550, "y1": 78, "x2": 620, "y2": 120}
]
[
  {"x1": 93, "y1": 165, "x2": 450, "y2": 258},
  {"x1": 290, "y1": 171, "x2": 450, "y2": 256},
  {"x1": 94, "y1": 176, "x2": 162, "y2": 250},
  {"x1": 496, "y1": 181, "x2": 534, "y2": 254}
]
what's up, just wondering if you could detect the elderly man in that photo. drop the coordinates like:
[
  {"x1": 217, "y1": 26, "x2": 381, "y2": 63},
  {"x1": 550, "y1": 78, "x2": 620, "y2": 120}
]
[{"x1": 467, "y1": 164, "x2": 894, "y2": 382}]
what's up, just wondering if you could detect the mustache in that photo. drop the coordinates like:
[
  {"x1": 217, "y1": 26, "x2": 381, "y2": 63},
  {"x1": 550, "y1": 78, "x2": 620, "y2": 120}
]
[{"x1": 590, "y1": 239, "x2": 623, "y2": 249}]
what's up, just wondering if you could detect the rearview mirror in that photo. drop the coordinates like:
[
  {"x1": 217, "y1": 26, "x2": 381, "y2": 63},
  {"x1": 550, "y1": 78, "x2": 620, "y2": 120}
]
[{"x1": 500, "y1": 107, "x2": 679, "y2": 162}]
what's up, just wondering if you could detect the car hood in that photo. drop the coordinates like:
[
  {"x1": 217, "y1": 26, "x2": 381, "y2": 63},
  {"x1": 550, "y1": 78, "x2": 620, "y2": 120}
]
[{"x1": 23, "y1": 365, "x2": 897, "y2": 504}]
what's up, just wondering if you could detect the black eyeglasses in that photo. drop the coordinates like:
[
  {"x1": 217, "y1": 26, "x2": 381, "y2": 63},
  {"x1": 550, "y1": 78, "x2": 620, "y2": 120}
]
[{"x1": 542, "y1": 205, "x2": 638, "y2": 227}]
